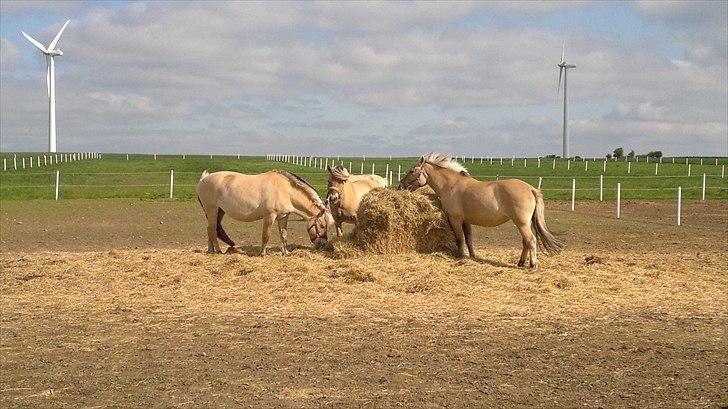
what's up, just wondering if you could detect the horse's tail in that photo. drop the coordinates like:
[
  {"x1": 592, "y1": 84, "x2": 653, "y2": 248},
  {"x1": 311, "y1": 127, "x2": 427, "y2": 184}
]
[
  {"x1": 531, "y1": 188, "x2": 563, "y2": 255},
  {"x1": 199, "y1": 169, "x2": 210, "y2": 181}
]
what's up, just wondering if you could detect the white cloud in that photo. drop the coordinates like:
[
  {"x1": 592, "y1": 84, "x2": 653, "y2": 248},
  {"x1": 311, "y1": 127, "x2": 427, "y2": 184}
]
[
  {"x1": 0, "y1": 1, "x2": 725, "y2": 156},
  {"x1": 0, "y1": 37, "x2": 21, "y2": 68}
]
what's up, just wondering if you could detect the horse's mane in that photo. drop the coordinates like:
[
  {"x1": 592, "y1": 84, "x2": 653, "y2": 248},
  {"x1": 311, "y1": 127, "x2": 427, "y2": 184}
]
[
  {"x1": 421, "y1": 153, "x2": 470, "y2": 176},
  {"x1": 274, "y1": 170, "x2": 324, "y2": 208},
  {"x1": 328, "y1": 165, "x2": 351, "y2": 181}
]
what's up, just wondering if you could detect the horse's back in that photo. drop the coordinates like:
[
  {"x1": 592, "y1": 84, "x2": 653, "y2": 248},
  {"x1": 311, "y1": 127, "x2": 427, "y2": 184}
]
[
  {"x1": 197, "y1": 171, "x2": 280, "y2": 221},
  {"x1": 454, "y1": 178, "x2": 535, "y2": 226}
]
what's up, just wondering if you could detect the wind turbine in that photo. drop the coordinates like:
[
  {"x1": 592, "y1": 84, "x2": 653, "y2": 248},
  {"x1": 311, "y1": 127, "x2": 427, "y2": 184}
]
[
  {"x1": 21, "y1": 20, "x2": 70, "y2": 153},
  {"x1": 557, "y1": 41, "x2": 576, "y2": 158}
]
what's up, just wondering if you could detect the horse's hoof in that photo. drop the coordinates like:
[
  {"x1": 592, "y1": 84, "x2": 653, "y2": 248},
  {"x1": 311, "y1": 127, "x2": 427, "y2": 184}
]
[
  {"x1": 226, "y1": 246, "x2": 241, "y2": 254},
  {"x1": 517, "y1": 261, "x2": 526, "y2": 268}
]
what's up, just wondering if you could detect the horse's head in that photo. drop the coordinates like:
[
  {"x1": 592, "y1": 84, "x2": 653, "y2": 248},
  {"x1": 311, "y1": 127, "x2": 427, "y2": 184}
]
[
  {"x1": 398, "y1": 156, "x2": 428, "y2": 191},
  {"x1": 306, "y1": 207, "x2": 333, "y2": 248},
  {"x1": 326, "y1": 186, "x2": 342, "y2": 206}
]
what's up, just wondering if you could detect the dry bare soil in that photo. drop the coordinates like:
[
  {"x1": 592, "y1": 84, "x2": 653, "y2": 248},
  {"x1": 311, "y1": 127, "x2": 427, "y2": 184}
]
[{"x1": 1, "y1": 199, "x2": 727, "y2": 408}]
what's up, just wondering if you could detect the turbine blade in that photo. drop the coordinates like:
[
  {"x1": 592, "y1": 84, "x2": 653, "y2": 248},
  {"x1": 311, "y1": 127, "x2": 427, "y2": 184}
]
[
  {"x1": 47, "y1": 20, "x2": 70, "y2": 51},
  {"x1": 21, "y1": 31, "x2": 47, "y2": 53},
  {"x1": 561, "y1": 40, "x2": 565, "y2": 63},
  {"x1": 46, "y1": 61, "x2": 50, "y2": 97},
  {"x1": 557, "y1": 67, "x2": 563, "y2": 99}
]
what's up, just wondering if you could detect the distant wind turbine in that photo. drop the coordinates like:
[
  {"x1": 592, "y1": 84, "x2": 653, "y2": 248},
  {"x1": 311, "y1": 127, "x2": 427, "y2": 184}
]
[
  {"x1": 557, "y1": 41, "x2": 576, "y2": 158},
  {"x1": 21, "y1": 20, "x2": 70, "y2": 153}
]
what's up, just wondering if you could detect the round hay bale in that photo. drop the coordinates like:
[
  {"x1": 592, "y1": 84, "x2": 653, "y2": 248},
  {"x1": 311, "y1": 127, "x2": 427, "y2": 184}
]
[{"x1": 325, "y1": 187, "x2": 457, "y2": 256}]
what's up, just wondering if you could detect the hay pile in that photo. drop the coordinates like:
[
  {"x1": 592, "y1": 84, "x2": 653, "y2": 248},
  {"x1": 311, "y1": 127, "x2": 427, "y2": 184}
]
[{"x1": 325, "y1": 187, "x2": 458, "y2": 257}]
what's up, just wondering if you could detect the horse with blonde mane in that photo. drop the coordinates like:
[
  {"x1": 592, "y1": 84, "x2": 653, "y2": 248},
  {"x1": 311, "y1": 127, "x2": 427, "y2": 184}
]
[
  {"x1": 326, "y1": 165, "x2": 388, "y2": 236},
  {"x1": 197, "y1": 170, "x2": 333, "y2": 256},
  {"x1": 398, "y1": 153, "x2": 561, "y2": 270}
]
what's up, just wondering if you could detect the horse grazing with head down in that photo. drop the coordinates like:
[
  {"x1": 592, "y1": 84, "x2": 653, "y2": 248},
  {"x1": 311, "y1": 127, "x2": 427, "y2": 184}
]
[
  {"x1": 326, "y1": 165, "x2": 388, "y2": 236},
  {"x1": 398, "y1": 153, "x2": 561, "y2": 270},
  {"x1": 197, "y1": 170, "x2": 333, "y2": 256}
]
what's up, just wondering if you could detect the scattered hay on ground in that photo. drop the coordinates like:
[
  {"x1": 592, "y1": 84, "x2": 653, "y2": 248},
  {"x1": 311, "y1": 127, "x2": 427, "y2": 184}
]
[{"x1": 325, "y1": 188, "x2": 458, "y2": 257}]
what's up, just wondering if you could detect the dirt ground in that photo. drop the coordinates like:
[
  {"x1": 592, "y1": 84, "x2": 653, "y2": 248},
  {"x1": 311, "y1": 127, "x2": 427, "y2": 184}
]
[{"x1": 1, "y1": 199, "x2": 727, "y2": 408}]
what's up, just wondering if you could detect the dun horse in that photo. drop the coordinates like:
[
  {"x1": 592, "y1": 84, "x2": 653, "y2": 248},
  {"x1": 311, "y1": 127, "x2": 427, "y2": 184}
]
[
  {"x1": 326, "y1": 165, "x2": 388, "y2": 236},
  {"x1": 197, "y1": 170, "x2": 332, "y2": 256},
  {"x1": 398, "y1": 153, "x2": 561, "y2": 269}
]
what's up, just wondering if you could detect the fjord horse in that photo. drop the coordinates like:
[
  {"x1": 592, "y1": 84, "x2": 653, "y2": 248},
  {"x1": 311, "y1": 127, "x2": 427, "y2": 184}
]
[
  {"x1": 398, "y1": 153, "x2": 561, "y2": 270},
  {"x1": 197, "y1": 170, "x2": 333, "y2": 256},
  {"x1": 326, "y1": 165, "x2": 388, "y2": 236}
]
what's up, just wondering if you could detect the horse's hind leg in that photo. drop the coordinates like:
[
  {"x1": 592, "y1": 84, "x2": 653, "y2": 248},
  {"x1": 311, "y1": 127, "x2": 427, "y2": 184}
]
[
  {"x1": 216, "y1": 209, "x2": 238, "y2": 253},
  {"x1": 260, "y1": 213, "x2": 276, "y2": 257},
  {"x1": 518, "y1": 237, "x2": 528, "y2": 267},
  {"x1": 515, "y1": 222, "x2": 538, "y2": 270},
  {"x1": 277, "y1": 215, "x2": 289, "y2": 255},
  {"x1": 462, "y1": 223, "x2": 476, "y2": 257},
  {"x1": 205, "y1": 206, "x2": 222, "y2": 254}
]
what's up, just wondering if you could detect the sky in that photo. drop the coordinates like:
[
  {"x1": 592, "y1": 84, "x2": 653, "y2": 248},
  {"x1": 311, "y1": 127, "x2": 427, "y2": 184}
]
[{"x1": 0, "y1": 0, "x2": 726, "y2": 157}]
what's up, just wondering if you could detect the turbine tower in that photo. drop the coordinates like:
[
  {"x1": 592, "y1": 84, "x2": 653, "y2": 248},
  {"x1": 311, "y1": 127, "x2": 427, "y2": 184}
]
[
  {"x1": 557, "y1": 41, "x2": 576, "y2": 158},
  {"x1": 21, "y1": 20, "x2": 70, "y2": 153}
]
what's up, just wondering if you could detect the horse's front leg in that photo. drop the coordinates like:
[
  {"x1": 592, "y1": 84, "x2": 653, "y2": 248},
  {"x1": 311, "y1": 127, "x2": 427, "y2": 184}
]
[
  {"x1": 447, "y1": 216, "x2": 465, "y2": 258},
  {"x1": 260, "y1": 213, "x2": 276, "y2": 256},
  {"x1": 462, "y1": 223, "x2": 476, "y2": 258},
  {"x1": 277, "y1": 215, "x2": 289, "y2": 255}
]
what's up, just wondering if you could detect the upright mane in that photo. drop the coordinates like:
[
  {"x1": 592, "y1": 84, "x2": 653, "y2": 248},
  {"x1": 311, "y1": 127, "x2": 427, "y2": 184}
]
[
  {"x1": 274, "y1": 170, "x2": 325, "y2": 209},
  {"x1": 421, "y1": 153, "x2": 470, "y2": 176},
  {"x1": 328, "y1": 165, "x2": 351, "y2": 181}
]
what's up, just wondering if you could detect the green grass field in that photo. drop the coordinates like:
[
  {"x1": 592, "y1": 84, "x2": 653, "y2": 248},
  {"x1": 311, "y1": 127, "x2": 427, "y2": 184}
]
[{"x1": 0, "y1": 152, "x2": 726, "y2": 201}]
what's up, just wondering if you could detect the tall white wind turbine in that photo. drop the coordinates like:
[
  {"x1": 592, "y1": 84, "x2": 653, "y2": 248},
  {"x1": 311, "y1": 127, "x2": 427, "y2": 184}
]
[
  {"x1": 21, "y1": 20, "x2": 70, "y2": 153},
  {"x1": 557, "y1": 41, "x2": 576, "y2": 158}
]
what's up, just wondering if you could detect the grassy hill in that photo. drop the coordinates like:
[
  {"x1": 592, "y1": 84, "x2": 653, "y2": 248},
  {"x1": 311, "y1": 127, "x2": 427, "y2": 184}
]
[{"x1": 0, "y1": 153, "x2": 726, "y2": 201}]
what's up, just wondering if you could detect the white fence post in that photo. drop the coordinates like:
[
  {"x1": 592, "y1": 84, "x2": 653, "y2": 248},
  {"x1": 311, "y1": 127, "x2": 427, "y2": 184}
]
[
  {"x1": 688, "y1": 164, "x2": 691, "y2": 177},
  {"x1": 360, "y1": 162, "x2": 364, "y2": 175},
  {"x1": 722, "y1": 165, "x2": 725, "y2": 178},
  {"x1": 571, "y1": 178, "x2": 576, "y2": 211},
  {"x1": 655, "y1": 163, "x2": 658, "y2": 175},
  {"x1": 599, "y1": 174, "x2": 603, "y2": 201},
  {"x1": 398, "y1": 165, "x2": 401, "y2": 180},
  {"x1": 389, "y1": 171, "x2": 393, "y2": 186},
  {"x1": 126, "y1": 154, "x2": 129, "y2": 161},
  {"x1": 537, "y1": 158, "x2": 541, "y2": 168},
  {"x1": 552, "y1": 159, "x2": 556, "y2": 169},
  {"x1": 30, "y1": 157, "x2": 33, "y2": 168},
  {"x1": 371, "y1": 163, "x2": 375, "y2": 175},
  {"x1": 585, "y1": 161, "x2": 588, "y2": 172},
  {"x1": 616, "y1": 182, "x2": 621, "y2": 219},
  {"x1": 154, "y1": 154, "x2": 157, "y2": 160},
  {"x1": 567, "y1": 160, "x2": 570, "y2": 170},
  {"x1": 22, "y1": 157, "x2": 25, "y2": 169},
  {"x1": 524, "y1": 158, "x2": 527, "y2": 167},
  {"x1": 511, "y1": 157, "x2": 514, "y2": 166},
  {"x1": 385, "y1": 164, "x2": 389, "y2": 177},
  {"x1": 603, "y1": 160, "x2": 607, "y2": 173},
  {"x1": 537, "y1": 176, "x2": 542, "y2": 189},
  {"x1": 349, "y1": 161, "x2": 352, "y2": 171},
  {"x1": 13, "y1": 156, "x2": 17, "y2": 170},
  {"x1": 2, "y1": 158, "x2": 5, "y2": 171},
  {"x1": 55, "y1": 170, "x2": 60, "y2": 200},
  {"x1": 627, "y1": 162, "x2": 631, "y2": 174},
  {"x1": 702, "y1": 173, "x2": 706, "y2": 200},
  {"x1": 325, "y1": 158, "x2": 329, "y2": 169},
  {"x1": 170, "y1": 170, "x2": 174, "y2": 199},
  {"x1": 677, "y1": 186, "x2": 682, "y2": 226},
  {"x1": 44, "y1": 155, "x2": 47, "y2": 166}
]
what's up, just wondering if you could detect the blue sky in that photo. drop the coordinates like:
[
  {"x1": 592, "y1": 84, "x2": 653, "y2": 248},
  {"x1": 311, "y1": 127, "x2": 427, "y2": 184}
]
[{"x1": 1, "y1": 1, "x2": 726, "y2": 157}]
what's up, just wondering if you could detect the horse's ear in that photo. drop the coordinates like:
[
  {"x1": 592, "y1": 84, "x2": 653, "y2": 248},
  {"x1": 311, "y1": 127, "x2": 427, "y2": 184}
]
[
  {"x1": 418, "y1": 156, "x2": 425, "y2": 164},
  {"x1": 326, "y1": 165, "x2": 332, "y2": 173}
]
